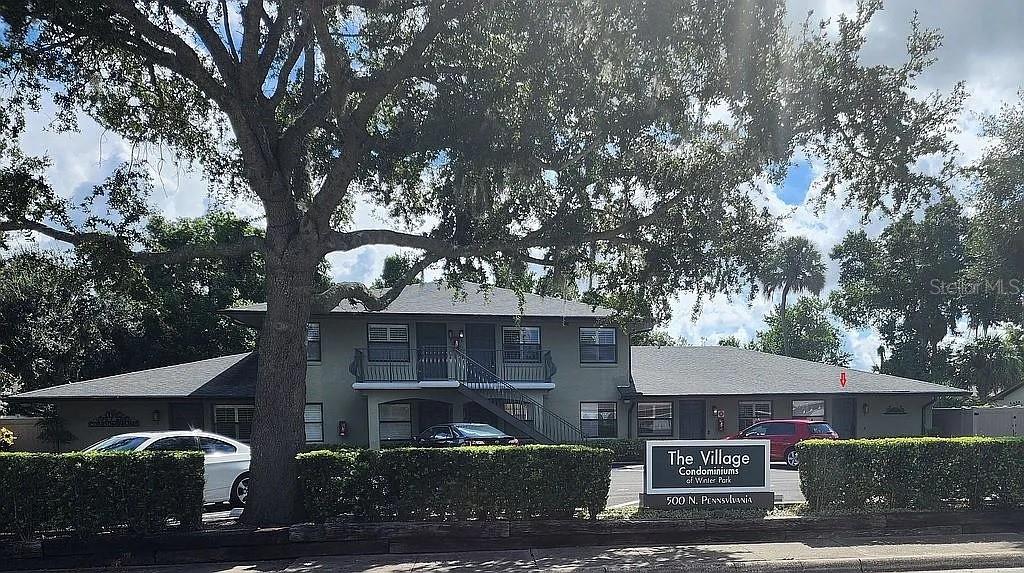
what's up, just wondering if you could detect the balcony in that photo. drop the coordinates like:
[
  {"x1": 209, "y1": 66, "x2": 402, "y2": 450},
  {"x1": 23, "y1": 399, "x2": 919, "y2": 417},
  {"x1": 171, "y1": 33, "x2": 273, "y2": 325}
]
[{"x1": 349, "y1": 346, "x2": 556, "y2": 385}]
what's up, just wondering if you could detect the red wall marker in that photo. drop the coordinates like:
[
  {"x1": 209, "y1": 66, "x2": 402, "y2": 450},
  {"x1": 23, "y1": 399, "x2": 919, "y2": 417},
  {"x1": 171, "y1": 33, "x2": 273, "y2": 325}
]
[{"x1": 840, "y1": 371, "x2": 847, "y2": 388}]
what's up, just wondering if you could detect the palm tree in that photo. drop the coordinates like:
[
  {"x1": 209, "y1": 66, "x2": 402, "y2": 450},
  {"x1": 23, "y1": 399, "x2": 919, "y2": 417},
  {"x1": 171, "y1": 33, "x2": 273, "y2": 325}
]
[
  {"x1": 954, "y1": 335, "x2": 1024, "y2": 398},
  {"x1": 759, "y1": 236, "x2": 827, "y2": 354}
]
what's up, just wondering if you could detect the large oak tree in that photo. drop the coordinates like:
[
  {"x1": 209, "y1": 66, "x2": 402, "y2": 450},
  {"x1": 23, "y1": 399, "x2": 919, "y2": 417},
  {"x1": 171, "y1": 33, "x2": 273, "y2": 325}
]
[{"x1": 0, "y1": 0, "x2": 962, "y2": 523}]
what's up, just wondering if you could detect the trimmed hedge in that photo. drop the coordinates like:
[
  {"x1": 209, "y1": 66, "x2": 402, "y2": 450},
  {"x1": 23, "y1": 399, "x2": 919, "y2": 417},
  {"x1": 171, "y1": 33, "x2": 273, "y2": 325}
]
[
  {"x1": 590, "y1": 438, "x2": 645, "y2": 463},
  {"x1": 798, "y1": 437, "x2": 1024, "y2": 511},
  {"x1": 297, "y1": 445, "x2": 613, "y2": 521},
  {"x1": 0, "y1": 451, "x2": 204, "y2": 538}
]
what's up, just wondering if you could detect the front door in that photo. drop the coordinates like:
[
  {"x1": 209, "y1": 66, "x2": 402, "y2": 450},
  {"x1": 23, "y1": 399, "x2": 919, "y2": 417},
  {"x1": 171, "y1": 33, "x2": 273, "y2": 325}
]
[
  {"x1": 168, "y1": 402, "x2": 204, "y2": 431},
  {"x1": 678, "y1": 399, "x2": 706, "y2": 439},
  {"x1": 832, "y1": 397, "x2": 857, "y2": 438},
  {"x1": 416, "y1": 322, "x2": 448, "y2": 380},
  {"x1": 466, "y1": 323, "x2": 497, "y2": 375}
]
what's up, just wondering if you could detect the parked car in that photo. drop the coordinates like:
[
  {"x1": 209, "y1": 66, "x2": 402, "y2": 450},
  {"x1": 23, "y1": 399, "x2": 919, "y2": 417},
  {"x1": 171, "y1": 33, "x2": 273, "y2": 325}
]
[
  {"x1": 85, "y1": 431, "x2": 250, "y2": 506},
  {"x1": 412, "y1": 423, "x2": 520, "y2": 447},
  {"x1": 726, "y1": 419, "x2": 839, "y2": 468}
]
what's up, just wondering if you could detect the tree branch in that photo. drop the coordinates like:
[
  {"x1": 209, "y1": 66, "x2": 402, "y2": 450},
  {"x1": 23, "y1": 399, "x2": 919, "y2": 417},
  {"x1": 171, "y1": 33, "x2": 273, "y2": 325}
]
[
  {"x1": 309, "y1": 0, "x2": 474, "y2": 230},
  {"x1": 1, "y1": 219, "x2": 265, "y2": 265},
  {"x1": 312, "y1": 252, "x2": 442, "y2": 311}
]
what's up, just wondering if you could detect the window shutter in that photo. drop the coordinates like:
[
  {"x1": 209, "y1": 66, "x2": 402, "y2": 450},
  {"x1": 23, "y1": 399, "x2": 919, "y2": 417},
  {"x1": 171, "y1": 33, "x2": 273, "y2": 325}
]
[
  {"x1": 388, "y1": 325, "x2": 409, "y2": 342},
  {"x1": 304, "y1": 404, "x2": 324, "y2": 442},
  {"x1": 368, "y1": 325, "x2": 390, "y2": 343},
  {"x1": 306, "y1": 323, "x2": 320, "y2": 342},
  {"x1": 596, "y1": 328, "x2": 616, "y2": 345}
]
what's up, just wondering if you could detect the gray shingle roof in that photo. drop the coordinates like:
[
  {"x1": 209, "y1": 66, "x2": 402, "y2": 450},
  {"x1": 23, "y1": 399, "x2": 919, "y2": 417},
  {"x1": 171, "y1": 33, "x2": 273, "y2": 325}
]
[
  {"x1": 630, "y1": 345, "x2": 968, "y2": 396},
  {"x1": 9, "y1": 353, "x2": 256, "y2": 400},
  {"x1": 225, "y1": 282, "x2": 613, "y2": 319}
]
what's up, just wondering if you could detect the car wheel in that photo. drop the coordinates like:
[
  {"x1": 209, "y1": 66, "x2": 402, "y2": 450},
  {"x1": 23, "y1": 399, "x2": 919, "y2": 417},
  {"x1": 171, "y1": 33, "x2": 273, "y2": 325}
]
[
  {"x1": 785, "y1": 448, "x2": 799, "y2": 469},
  {"x1": 230, "y1": 472, "x2": 250, "y2": 507}
]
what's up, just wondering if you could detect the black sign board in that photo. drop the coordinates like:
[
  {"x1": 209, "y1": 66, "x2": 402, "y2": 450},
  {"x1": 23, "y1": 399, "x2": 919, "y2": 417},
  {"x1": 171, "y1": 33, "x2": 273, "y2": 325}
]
[{"x1": 643, "y1": 440, "x2": 772, "y2": 508}]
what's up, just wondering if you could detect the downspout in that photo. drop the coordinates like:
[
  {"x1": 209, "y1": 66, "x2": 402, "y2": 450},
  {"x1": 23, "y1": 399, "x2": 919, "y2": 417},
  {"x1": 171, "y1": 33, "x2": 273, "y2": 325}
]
[{"x1": 921, "y1": 397, "x2": 937, "y2": 435}]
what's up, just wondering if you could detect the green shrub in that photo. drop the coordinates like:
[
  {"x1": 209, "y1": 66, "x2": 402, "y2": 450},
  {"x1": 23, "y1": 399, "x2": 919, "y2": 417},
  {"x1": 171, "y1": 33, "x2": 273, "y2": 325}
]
[
  {"x1": 297, "y1": 445, "x2": 613, "y2": 522},
  {"x1": 798, "y1": 437, "x2": 1024, "y2": 511},
  {"x1": 0, "y1": 427, "x2": 15, "y2": 451},
  {"x1": 589, "y1": 438, "x2": 645, "y2": 463},
  {"x1": 0, "y1": 451, "x2": 204, "y2": 538}
]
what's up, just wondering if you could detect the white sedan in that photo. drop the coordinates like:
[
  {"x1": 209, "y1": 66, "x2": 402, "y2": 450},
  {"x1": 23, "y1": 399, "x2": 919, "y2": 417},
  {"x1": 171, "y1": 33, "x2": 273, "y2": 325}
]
[{"x1": 85, "y1": 431, "x2": 250, "y2": 506}]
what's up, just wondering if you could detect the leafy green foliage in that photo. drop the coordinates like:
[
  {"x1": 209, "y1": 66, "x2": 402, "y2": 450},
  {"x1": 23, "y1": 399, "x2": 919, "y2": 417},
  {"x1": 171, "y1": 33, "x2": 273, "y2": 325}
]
[
  {"x1": 631, "y1": 330, "x2": 682, "y2": 347},
  {"x1": 798, "y1": 437, "x2": 1024, "y2": 511},
  {"x1": 0, "y1": 213, "x2": 264, "y2": 401},
  {"x1": 34, "y1": 410, "x2": 75, "y2": 453},
  {"x1": 371, "y1": 254, "x2": 424, "y2": 290},
  {"x1": 0, "y1": 251, "x2": 142, "y2": 398},
  {"x1": 952, "y1": 335, "x2": 1024, "y2": 398},
  {"x1": 0, "y1": 451, "x2": 204, "y2": 538},
  {"x1": 963, "y1": 97, "x2": 1024, "y2": 328},
  {"x1": 752, "y1": 297, "x2": 851, "y2": 366},
  {"x1": 830, "y1": 196, "x2": 967, "y2": 381},
  {"x1": 718, "y1": 336, "x2": 742, "y2": 348},
  {"x1": 297, "y1": 445, "x2": 612, "y2": 521},
  {"x1": 590, "y1": 438, "x2": 645, "y2": 463},
  {"x1": 0, "y1": 427, "x2": 15, "y2": 451}
]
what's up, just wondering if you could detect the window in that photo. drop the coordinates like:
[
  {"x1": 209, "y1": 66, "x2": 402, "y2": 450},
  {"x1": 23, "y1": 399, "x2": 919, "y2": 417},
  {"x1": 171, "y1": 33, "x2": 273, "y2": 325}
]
[
  {"x1": 199, "y1": 436, "x2": 237, "y2": 455},
  {"x1": 147, "y1": 436, "x2": 200, "y2": 452},
  {"x1": 428, "y1": 426, "x2": 453, "y2": 440},
  {"x1": 214, "y1": 405, "x2": 255, "y2": 442},
  {"x1": 580, "y1": 327, "x2": 617, "y2": 363},
  {"x1": 792, "y1": 399, "x2": 826, "y2": 420},
  {"x1": 737, "y1": 400, "x2": 772, "y2": 431},
  {"x1": 503, "y1": 326, "x2": 541, "y2": 362},
  {"x1": 637, "y1": 402, "x2": 673, "y2": 437},
  {"x1": 762, "y1": 421, "x2": 797, "y2": 435},
  {"x1": 306, "y1": 322, "x2": 321, "y2": 362},
  {"x1": 379, "y1": 403, "x2": 412, "y2": 441},
  {"x1": 368, "y1": 324, "x2": 410, "y2": 362},
  {"x1": 304, "y1": 403, "x2": 324, "y2": 443},
  {"x1": 580, "y1": 402, "x2": 617, "y2": 438}
]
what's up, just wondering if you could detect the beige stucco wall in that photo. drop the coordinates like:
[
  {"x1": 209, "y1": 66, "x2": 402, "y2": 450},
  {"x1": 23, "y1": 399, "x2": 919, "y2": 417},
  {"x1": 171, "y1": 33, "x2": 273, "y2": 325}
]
[
  {"x1": 312, "y1": 314, "x2": 631, "y2": 447},
  {"x1": 629, "y1": 393, "x2": 938, "y2": 440},
  {"x1": 52, "y1": 400, "x2": 172, "y2": 451}
]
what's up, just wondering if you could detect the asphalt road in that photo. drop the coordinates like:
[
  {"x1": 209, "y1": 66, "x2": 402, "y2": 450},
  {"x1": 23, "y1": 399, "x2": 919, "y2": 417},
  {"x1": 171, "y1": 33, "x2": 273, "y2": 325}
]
[{"x1": 607, "y1": 463, "x2": 805, "y2": 507}]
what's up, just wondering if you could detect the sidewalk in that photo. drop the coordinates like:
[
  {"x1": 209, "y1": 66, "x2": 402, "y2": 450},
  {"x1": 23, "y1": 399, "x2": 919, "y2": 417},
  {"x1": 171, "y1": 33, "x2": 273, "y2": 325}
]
[{"x1": 46, "y1": 532, "x2": 1024, "y2": 572}]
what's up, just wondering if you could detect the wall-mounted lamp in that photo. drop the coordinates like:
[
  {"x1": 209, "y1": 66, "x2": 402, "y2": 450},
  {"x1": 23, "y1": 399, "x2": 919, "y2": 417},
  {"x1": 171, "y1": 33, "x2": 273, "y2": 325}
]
[
  {"x1": 152, "y1": 409, "x2": 161, "y2": 423},
  {"x1": 862, "y1": 403, "x2": 870, "y2": 415}
]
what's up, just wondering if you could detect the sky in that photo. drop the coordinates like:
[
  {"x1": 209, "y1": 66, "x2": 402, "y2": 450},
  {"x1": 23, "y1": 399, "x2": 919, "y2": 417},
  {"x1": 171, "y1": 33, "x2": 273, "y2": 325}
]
[{"x1": 11, "y1": 0, "x2": 1024, "y2": 370}]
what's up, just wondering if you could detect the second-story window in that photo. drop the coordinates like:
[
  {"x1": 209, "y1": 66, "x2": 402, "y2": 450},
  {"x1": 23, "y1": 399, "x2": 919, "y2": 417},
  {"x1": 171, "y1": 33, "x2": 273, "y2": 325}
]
[
  {"x1": 306, "y1": 323, "x2": 321, "y2": 362},
  {"x1": 368, "y1": 324, "x2": 410, "y2": 362},
  {"x1": 502, "y1": 326, "x2": 541, "y2": 363},
  {"x1": 579, "y1": 327, "x2": 617, "y2": 363}
]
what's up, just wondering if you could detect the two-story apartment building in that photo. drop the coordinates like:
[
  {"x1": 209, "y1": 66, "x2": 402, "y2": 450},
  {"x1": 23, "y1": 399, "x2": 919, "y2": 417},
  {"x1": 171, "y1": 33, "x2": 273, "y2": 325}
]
[{"x1": 8, "y1": 283, "x2": 966, "y2": 450}]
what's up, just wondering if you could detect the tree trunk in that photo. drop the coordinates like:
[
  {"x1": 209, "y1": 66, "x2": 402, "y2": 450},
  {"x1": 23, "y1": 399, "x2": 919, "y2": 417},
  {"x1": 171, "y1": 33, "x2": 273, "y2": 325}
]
[
  {"x1": 779, "y1": 283, "x2": 791, "y2": 356},
  {"x1": 241, "y1": 248, "x2": 318, "y2": 526}
]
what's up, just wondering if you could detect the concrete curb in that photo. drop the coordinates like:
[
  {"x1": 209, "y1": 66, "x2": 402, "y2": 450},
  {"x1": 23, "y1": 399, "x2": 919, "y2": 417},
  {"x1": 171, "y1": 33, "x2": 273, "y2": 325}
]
[{"x1": 629, "y1": 553, "x2": 1024, "y2": 572}]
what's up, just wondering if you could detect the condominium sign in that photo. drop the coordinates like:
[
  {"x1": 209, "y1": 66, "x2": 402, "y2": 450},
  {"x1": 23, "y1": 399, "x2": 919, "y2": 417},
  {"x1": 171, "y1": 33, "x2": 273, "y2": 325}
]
[{"x1": 642, "y1": 440, "x2": 773, "y2": 509}]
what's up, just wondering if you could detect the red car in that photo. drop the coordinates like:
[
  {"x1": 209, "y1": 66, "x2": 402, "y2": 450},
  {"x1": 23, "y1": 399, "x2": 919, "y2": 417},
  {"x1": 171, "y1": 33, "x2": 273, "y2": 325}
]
[{"x1": 726, "y1": 419, "x2": 839, "y2": 468}]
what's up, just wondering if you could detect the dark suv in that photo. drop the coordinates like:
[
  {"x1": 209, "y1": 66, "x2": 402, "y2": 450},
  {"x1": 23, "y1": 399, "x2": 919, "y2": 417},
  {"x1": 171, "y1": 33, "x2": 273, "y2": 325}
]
[{"x1": 726, "y1": 419, "x2": 839, "y2": 468}]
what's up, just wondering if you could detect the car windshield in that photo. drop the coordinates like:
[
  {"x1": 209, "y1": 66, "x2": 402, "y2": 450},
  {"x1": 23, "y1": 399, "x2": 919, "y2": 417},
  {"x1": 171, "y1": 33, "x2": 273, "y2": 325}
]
[
  {"x1": 86, "y1": 436, "x2": 148, "y2": 452},
  {"x1": 809, "y1": 423, "x2": 836, "y2": 435},
  {"x1": 454, "y1": 424, "x2": 506, "y2": 438}
]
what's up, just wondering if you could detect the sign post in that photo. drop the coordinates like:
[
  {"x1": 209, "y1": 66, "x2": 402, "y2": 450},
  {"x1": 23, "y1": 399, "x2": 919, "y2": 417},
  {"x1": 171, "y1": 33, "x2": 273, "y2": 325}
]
[{"x1": 642, "y1": 439, "x2": 774, "y2": 509}]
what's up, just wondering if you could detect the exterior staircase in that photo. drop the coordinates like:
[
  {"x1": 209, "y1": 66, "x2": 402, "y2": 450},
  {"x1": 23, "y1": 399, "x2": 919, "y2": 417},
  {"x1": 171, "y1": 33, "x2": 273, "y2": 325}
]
[{"x1": 448, "y1": 347, "x2": 586, "y2": 444}]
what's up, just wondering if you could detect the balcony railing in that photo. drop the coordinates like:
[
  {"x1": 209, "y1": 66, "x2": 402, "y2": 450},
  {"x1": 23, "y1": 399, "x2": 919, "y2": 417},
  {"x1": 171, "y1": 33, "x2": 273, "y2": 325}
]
[{"x1": 349, "y1": 345, "x2": 556, "y2": 383}]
